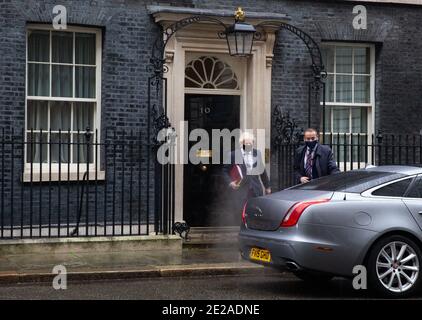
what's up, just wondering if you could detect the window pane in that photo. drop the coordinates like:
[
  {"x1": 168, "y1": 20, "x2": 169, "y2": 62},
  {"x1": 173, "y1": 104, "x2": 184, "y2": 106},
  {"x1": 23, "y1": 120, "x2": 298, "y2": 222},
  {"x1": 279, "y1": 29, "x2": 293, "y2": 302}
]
[
  {"x1": 351, "y1": 107, "x2": 368, "y2": 133},
  {"x1": 75, "y1": 66, "x2": 96, "y2": 98},
  {"x1": 336, "y1": 75, "x2": 352, "y2": 102},
  {"x1": 213, "y1": 60, "x2": 225, "y2": 80},
  {"x1": 73, "y1": 102, "x2": 95, "y2": 131},
  {"x1": 75, "y1": 33, "x2": 96, "y2": 65},
  {"x1": 321, "y1": 46, "x2": 334, "y2": 73},
  {"x1": 204, "y1": 57, "x2": 214, "y2": 79},
  {"x1": 406, "y1": 177, "x2": 422, "y2": 198},
  {"x1": 28, "y1": 30, "x2": 49, "y2": 62},
  {"x1": 52, "y1": 65, "x2": 73, "y2": 97},
  {"x1": 26, "y1": 133, "x2": 48, "y2": 163},
  {"x1": 321, "y1": 106, "x2": 331, "y2": 132},
  {"x1": 185, "y1": 66, "x2": 201, "y2": 88},
  {"x1": 332, "y1": 133, "x2": 347, "y2": 162},
  {"x1": 50, "y1": 101, "x2": 71, "y2": 130},
  {"x1": 218, "y1": 76, "x2": 238, "y2": 89},
  {"x1": 72, "y1": 134, "x2": 94, "y2": 164},
  {"x1": 372, "y1": 178, "x2": 413, "y2": 197},
  {"x1": 351, "y1": 134, "x2": 367, "y2": 162},
  {"x1": 333, "y1": 107, "x2": 349, "y2": 133},
  {"x1": 52, "y1": 31, "x2": 73, "y2": 63},
  {"x1": 185, "y1": 77, "x2": 201, "y2": 88},
  {"x1": 50, "y1": 133, "x2": 70, "y2": 163},
  {"x1": 354, "y1": 75, "x2": 370, "y2": 103},
  {"x1": 336, "y1": 47, "x2": 352, "y2": 73},
  {"x1": 324, "y1": 74, "x2": 334, "y2": 102},
  {"x1": 193, "y1": 59, "x2": 206, "y2": 83},
  {"x1": 215, "y1": 68, "x2": 235, "y2": 87},
  {"x1": 354, "y1": 47, "x2": 370, "y2": 74},
  {"x1": 27, "y1": 101, "x2": 48, "y2": 130},
  {"x1": 28, "y1": 63, "x2": 50, "y2": 96}
]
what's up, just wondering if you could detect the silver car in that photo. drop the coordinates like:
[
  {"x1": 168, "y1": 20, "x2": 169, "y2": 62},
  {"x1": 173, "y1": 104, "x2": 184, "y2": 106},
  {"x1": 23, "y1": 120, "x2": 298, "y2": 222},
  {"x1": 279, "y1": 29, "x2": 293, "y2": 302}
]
[{"x1": 239, "y1": 165, "x2": 422, "y2": 297}]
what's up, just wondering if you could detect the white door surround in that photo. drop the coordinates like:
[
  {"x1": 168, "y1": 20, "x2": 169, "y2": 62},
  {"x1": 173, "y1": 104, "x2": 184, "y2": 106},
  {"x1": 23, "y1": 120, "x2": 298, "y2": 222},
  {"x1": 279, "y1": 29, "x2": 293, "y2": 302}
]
[{"x1": 150, "y1": 8, "x2": 287, "y2": 225}]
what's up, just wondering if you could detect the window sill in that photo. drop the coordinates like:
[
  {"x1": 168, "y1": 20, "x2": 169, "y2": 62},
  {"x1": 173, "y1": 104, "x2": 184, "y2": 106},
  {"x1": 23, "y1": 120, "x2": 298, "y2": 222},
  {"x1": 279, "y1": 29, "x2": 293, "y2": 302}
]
[{"x1": 22, "y1": 171, "x2": 106, "y2": 183}]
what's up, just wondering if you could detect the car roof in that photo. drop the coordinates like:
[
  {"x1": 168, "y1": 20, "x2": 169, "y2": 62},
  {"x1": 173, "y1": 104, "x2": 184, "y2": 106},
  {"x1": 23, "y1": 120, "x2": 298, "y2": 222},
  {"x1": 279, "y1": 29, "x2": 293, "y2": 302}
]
[{"x1": 364, "y1": 165, "x2": 422, "y2": 175}]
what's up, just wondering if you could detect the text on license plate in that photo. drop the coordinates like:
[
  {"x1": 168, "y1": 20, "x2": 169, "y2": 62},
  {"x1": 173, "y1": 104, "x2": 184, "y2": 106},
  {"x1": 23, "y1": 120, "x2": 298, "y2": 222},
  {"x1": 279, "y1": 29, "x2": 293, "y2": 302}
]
[{"x1": 249, "y1": 247, "x2": 271, "y2": 263}]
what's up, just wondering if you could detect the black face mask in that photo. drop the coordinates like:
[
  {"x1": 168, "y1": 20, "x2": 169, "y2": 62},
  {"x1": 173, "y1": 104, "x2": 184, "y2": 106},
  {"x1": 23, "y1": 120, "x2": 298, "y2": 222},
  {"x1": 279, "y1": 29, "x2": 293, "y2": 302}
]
[{"x1": 305, "y1": 140, "x2": 318, "y2": 150}]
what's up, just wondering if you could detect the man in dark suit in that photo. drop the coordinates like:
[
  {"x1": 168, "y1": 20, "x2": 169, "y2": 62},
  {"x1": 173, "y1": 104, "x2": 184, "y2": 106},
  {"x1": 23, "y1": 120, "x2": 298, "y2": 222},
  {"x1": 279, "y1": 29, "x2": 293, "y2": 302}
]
[
  {"x1": 294, "y1": 128, "x2": 340, "y2": 184},
  {"x1": 223, "y1": 132, "x2": 271, "y2": 200}
]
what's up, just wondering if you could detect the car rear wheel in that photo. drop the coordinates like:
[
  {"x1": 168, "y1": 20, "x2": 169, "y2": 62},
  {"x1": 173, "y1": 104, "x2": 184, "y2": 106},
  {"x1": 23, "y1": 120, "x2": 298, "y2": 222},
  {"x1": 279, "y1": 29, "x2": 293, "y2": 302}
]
[
  {"x1": 292, "y1": 270, "x2": 334, "y2": 283},
  {"x1": 367, "y1": 235, "x2": 421, "y2": 297}
]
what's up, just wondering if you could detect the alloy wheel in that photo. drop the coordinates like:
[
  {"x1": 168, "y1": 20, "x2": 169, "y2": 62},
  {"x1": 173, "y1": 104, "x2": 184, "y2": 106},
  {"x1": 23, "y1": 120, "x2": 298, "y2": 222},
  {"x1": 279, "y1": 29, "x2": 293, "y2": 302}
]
[{"x1": 376, "y1": 241, "x2": 420, "y2": 293}]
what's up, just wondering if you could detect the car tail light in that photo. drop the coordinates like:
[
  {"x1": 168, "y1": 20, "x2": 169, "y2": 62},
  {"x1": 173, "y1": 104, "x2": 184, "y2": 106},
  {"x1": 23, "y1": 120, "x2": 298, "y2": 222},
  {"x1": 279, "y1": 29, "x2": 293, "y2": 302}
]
[
  {"x1": 242, "y1": 202, "x2": 247, "y2": 224},
  {"x1": 280, "y1": 199, "x2": 330, "y2": 227}
]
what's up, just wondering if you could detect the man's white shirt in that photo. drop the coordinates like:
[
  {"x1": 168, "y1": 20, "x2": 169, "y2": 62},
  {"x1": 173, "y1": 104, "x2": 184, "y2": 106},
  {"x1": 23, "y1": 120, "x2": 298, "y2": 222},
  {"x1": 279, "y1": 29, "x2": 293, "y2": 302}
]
[{"x1": 241, "y1": 148, "x2": 254, "y2": 174}]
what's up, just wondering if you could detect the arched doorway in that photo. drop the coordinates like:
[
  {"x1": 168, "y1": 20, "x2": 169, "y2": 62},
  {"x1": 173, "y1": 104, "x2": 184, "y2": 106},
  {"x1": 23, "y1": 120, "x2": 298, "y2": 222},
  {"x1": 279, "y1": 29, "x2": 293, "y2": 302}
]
[
  {"x1": 148, "y1": 7, "x2": 327, "y2": 234},
  {"x1": 183, "y1": 55, "x2": 243, "y2": 227}
]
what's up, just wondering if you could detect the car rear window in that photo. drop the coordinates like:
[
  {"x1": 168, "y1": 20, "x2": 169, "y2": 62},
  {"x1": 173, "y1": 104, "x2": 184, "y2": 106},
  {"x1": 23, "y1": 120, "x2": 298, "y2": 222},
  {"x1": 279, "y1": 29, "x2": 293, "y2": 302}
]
[{"x1": 289, "y1": 170, "x2": 406, "y2": 193}]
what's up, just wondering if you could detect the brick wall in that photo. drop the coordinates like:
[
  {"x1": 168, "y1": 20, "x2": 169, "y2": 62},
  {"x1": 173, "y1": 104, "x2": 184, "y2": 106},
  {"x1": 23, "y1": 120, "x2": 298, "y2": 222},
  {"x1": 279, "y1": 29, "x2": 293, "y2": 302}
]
[{"x1": 0, "y1": 0, "x2": 188, "y2": 233}]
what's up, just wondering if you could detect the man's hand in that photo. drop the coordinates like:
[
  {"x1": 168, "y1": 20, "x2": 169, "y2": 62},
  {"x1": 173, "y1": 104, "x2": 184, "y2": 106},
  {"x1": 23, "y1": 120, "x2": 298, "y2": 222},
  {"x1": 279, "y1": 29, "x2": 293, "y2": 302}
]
[
  {"x1": 300, "y1": 176, "x2": 310, "y2": 184},
  {"x1": 229, "y1": 181, "x2": 240, "y2": 190},
  {"x1": 265, "y1": 188, "x2": 271, "y2": 195}
]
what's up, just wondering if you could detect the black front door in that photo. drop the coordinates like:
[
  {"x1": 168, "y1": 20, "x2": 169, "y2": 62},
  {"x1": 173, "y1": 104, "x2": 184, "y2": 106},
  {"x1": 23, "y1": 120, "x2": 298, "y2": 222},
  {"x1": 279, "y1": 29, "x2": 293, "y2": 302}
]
[{"x1": 184, "y1": 94, "x2": 240, "y2": 227}]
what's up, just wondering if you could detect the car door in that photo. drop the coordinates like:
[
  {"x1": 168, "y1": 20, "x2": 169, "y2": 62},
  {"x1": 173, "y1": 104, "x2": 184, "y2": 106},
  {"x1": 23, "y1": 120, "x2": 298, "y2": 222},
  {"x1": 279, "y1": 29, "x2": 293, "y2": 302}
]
[{"x1": 402, "y1": 174, "x2": 422, "y2": 230}]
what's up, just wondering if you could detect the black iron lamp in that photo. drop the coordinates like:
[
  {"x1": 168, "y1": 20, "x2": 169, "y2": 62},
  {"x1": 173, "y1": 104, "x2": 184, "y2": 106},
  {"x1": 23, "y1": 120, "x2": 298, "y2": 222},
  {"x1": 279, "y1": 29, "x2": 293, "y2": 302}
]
[{"x1": 225, "y1": 7, "x2": 256, "y2": 57}]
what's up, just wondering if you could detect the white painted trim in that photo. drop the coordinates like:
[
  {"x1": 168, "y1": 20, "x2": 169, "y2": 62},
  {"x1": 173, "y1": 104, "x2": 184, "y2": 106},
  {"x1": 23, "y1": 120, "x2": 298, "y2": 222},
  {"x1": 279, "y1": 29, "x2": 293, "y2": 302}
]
[
  {"x1": 25, "y1": 25, "x2": 102, "y2": 176},
  {"x1": 370, "y1": 42, "x2": 376, "y2": 142},
  {"x1": 22, "y1": 170, "x2": 105, "y2": 183},
  {"x1": 27, "y1": 96, "x2": 97, "y2": 102},
  {"x1": 27, "y1": 24, "x2": 100, "y2": 33},
  {"x1": 321, "y1": 42, "x2": 376, "y2": 142},
  {"x1": 324, "y1": 102, "x2": 372, "y2": 107},
  {"x1": 184, "y1": 88, "x2": 241, "y2": 95}
]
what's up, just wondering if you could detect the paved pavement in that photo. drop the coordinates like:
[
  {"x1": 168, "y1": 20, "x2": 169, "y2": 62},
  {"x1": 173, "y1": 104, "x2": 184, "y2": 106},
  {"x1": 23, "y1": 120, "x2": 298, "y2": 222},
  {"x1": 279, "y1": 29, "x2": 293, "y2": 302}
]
[
  {"x1": 0, "y1": 244, "x2": 277, "y2": 283},
  {"x1": 1, "y1": 243, "x2": 422, "y2": 300},
  {"x1": 1, "y1": 273, "x2": 417, "y2": 300}
]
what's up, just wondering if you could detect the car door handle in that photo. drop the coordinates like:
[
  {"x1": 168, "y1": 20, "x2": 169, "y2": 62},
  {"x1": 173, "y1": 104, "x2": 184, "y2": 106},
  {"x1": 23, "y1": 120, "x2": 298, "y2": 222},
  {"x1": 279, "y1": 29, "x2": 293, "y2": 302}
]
[{"x1": 418, "y1": 211, "x2": 422, "y2": 215}]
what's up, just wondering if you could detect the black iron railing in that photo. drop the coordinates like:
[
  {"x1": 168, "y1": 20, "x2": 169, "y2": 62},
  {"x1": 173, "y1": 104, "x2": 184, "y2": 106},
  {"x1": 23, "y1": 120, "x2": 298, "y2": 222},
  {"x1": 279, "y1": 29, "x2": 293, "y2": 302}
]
[
  {"x1": 274, "y1": 133, "x2": 422, "y2": 190},
  {"x1": 0, "y1": 127, "x2": 173, "y2": 239}
]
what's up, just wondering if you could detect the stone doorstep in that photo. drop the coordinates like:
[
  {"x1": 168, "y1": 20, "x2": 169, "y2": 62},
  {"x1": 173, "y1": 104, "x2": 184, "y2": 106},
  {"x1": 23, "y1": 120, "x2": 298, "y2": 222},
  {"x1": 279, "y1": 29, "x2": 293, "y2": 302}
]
[
  {"x1": 182, "y1": 239, "x2": 239, "y2": 250},
  {"x1": 185, "y1": 228, "x2": 240, "y2": 244},
  {"x1": 0, "y1": 235, "x2": 182, "y2": 255},
  {"x1": 0, "y1": 263, "x2": 281, "y2": 284}
]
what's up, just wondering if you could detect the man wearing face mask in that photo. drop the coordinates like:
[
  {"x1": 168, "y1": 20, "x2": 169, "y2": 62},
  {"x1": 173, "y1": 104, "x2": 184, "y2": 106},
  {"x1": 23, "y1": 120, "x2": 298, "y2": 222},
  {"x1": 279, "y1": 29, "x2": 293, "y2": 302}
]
[
  {"x1": 293, "y1": 128, "x2": 339, "y2": 184},
  {"x1": 223, "y1": 132, "x2": 271, "y2": 200}
]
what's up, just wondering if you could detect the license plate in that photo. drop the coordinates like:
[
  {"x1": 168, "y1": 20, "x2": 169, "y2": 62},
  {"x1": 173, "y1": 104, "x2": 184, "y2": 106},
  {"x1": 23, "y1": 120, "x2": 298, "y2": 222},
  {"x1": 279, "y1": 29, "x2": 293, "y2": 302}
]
[{"x1": 249, "y1": 247, "x2": 271, "y2": 263}]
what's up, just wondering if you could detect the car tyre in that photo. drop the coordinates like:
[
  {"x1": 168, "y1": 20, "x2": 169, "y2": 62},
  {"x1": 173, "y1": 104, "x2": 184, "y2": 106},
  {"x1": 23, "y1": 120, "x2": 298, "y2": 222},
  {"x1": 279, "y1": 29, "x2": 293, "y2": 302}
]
[
  {"x1": 367, "y1": 235, "x2": 422, "y2": 298},
  {"x1": 292, "y1": 270, "x2": 334, "y2": 283}
]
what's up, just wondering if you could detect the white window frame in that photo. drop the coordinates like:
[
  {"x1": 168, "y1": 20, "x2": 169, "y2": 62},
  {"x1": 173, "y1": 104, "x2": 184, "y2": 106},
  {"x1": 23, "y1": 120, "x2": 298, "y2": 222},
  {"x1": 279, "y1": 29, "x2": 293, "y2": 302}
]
[
  {"x1": 321, "y1": 42, "x2": 375, "y2": 170},
  {"x1": 25, "y1": 24, "x2": 103, "y2": 181}
]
